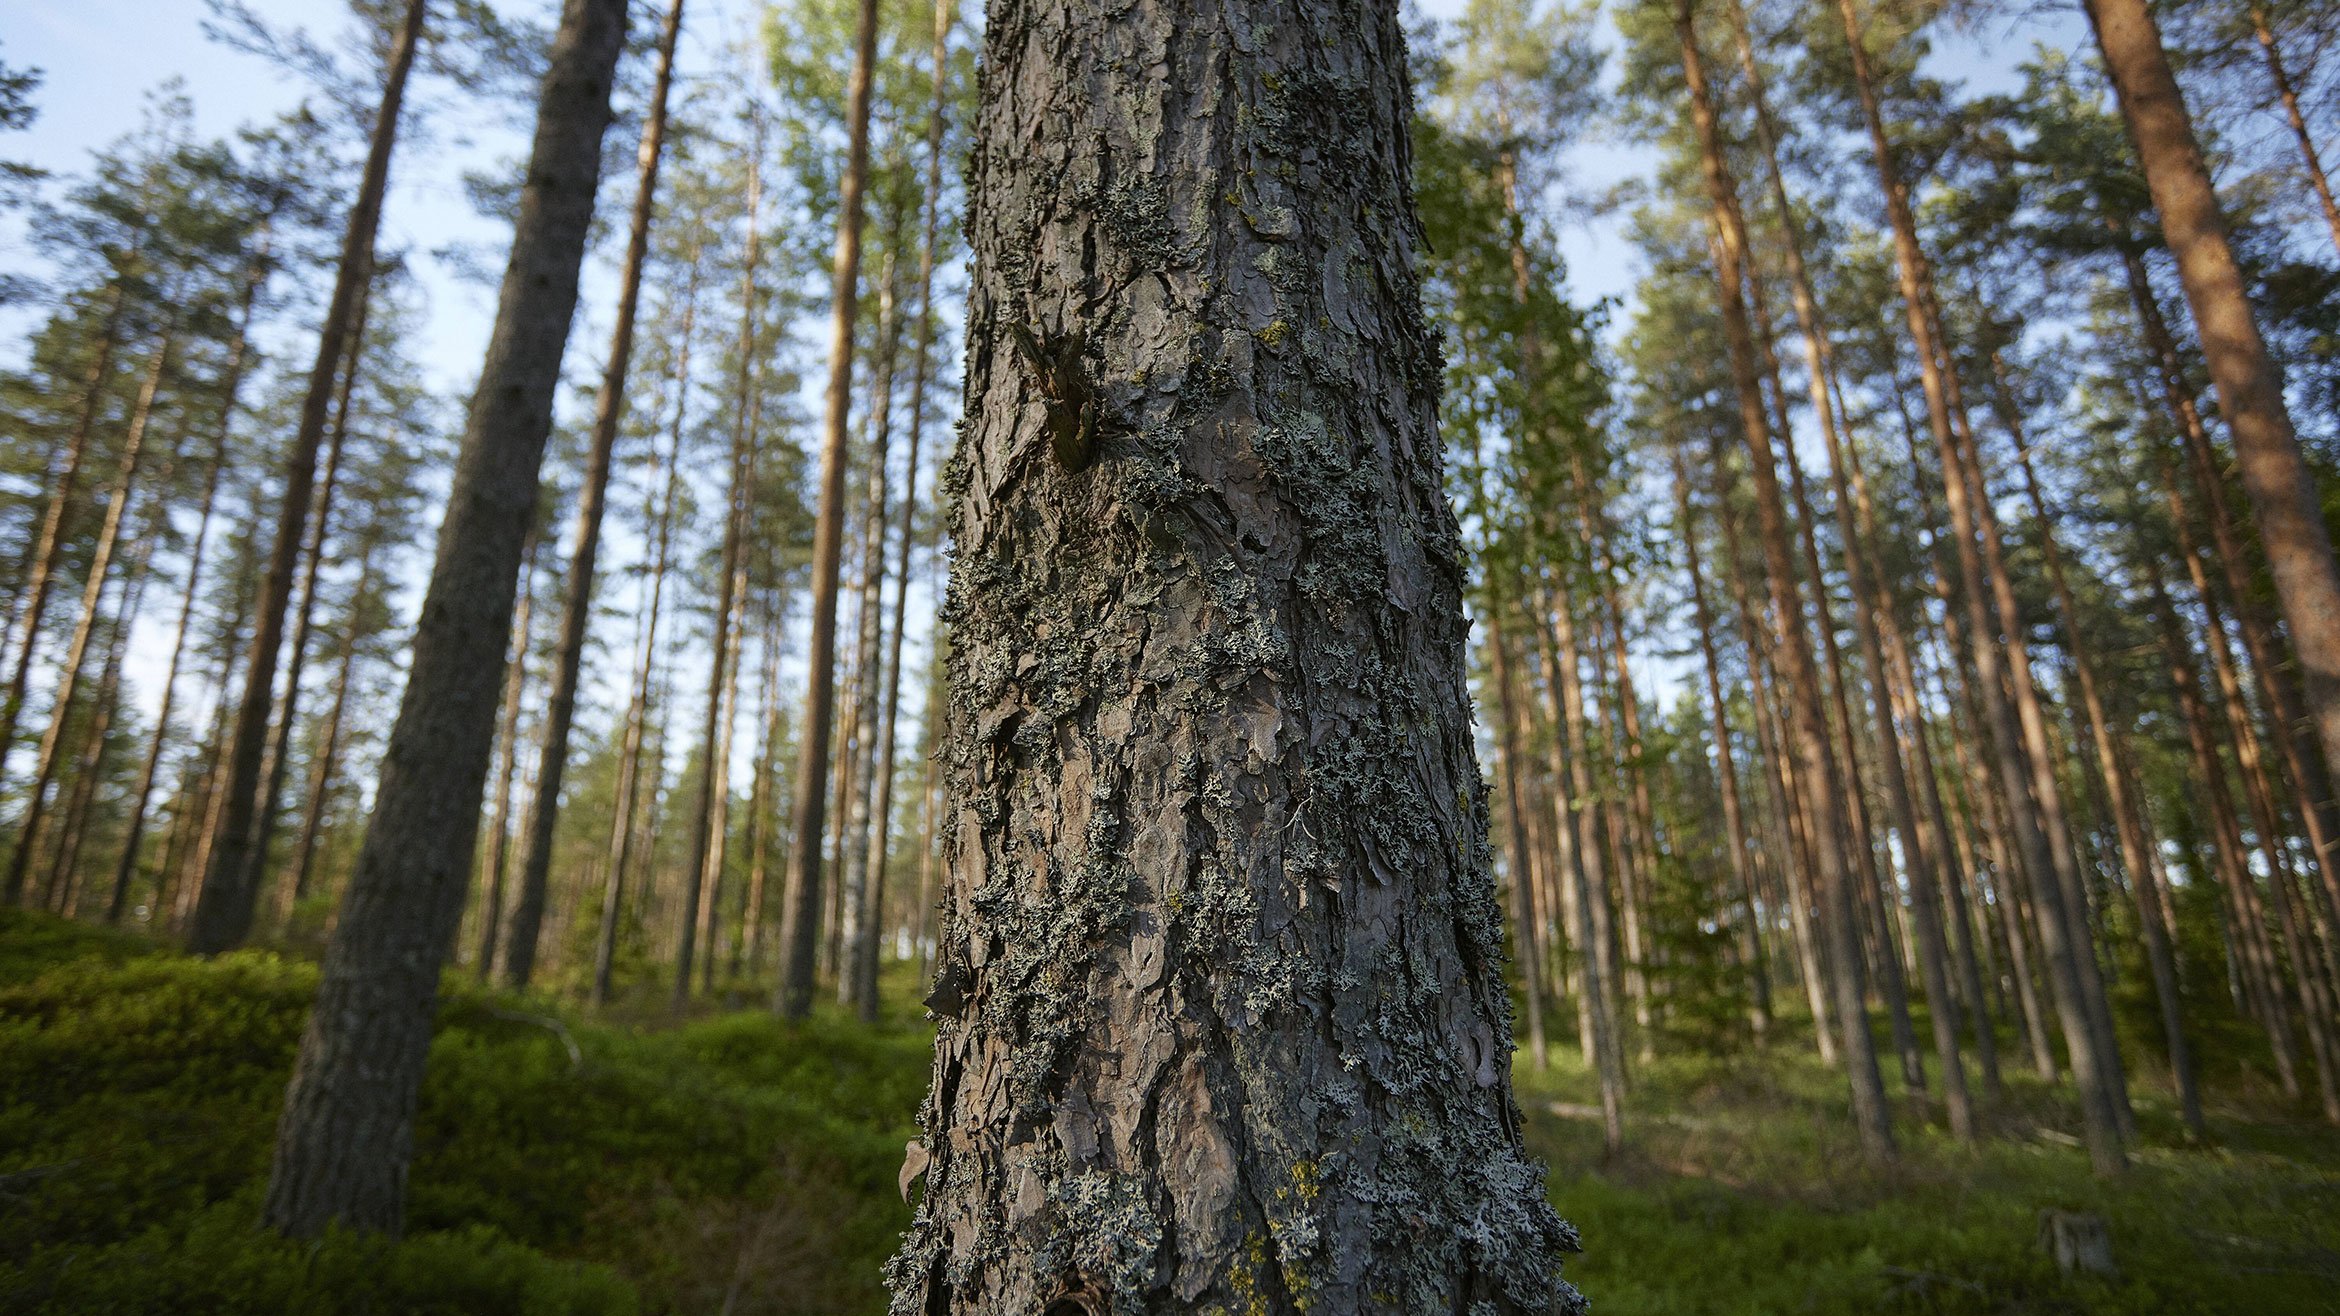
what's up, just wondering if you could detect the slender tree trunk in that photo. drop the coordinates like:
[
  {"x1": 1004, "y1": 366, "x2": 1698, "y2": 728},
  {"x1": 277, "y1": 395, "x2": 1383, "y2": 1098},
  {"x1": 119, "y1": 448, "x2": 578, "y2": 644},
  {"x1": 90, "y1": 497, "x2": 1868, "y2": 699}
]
[
  {"x1": 106, "y1": 256, "x2": 264, "y2": 923},
  {"x1": 283, "y1": 544, "x2": 379, "y2": 923},
  {"x1": 261, "y1": 0, "x2": 628, "y2": 1237},
  {"x1": 2085, "y1": 0, "x2": 2340, "y2": 801},
  {"x1": 1541, "y1": 584, "x2": 1631, "y2": 1148},
  {"x1": 502, "y1": 0, "x2": 685, "y2": 988},
  {"x1": 594, "y1": 295, "x2": 695, "y2": 1010},
  {"x1": 695, "y1": 542, "x2": 750, "y2": 995},
  {"x1": 776, "y1": 0, "x2": 878, "y2": 1021},
  {"x1": 1673, "y1": 449, "x2": 1771, "y2": 1039},
  {"x1": 474, "y1": 533, "x2": 539, "y2": 977},
  {"x1": 2002, "y1": 381, "x2": 2203, "y2": 1134},
  {"x1": 2247, "y1": 1, "x2": 2340, "y2": 257},
  {"x1": 0, "y1": 281, "x2": 127, "y2": 796},
  {"x1": 190, "y1": 0, "x2": 425, "y2": 953},
  {"x1": 840, "y1": 247, "x2": 905, "y2": 1015},
  {"x1": 6, "y1": 327, "x2": 174, "y2": 905},
  {"x1": 892, "y1": 2, "x2": 1584, "y2": 1300},
  {"x1": 680, "y1": 120, "x2": 765, "y2": 1008},
  {"x1": 1834, "y1": 0, "x2": 2122, "y2": 1173},
  {"x1": 1489, "y1": 610, "x2": 1548, "y2": 1071},
  {"x1": 737, "y1": 601, "x2": 785, "y2": 978},
  {"x1": 252, "y1": 285, "x2": 374, "y2": 923},
  {"x1": 2147, "y1": 556, "x2": 2304, "y2": 1096},
  {"x1": 864, "y1": 0, "x2": 955, "y2": 1013},
  {"x1": 1677, "y1": 0, "x2": 1893, "y2": 1158}
]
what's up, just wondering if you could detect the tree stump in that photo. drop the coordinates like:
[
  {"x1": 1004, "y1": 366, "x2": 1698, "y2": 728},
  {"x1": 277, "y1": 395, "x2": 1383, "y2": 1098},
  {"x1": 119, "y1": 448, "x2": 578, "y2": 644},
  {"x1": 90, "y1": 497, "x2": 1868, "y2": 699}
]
[{"x1": 2037, "y1": 1210, "x2": 2117, "y2": 1279}]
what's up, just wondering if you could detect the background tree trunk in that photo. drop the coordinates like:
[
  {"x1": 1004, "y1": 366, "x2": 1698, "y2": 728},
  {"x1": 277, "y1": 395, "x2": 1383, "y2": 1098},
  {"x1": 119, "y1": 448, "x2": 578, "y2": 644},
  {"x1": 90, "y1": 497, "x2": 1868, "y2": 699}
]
[{"x1": 260, "y1": 0, "x2": 628, "y2": 1237}]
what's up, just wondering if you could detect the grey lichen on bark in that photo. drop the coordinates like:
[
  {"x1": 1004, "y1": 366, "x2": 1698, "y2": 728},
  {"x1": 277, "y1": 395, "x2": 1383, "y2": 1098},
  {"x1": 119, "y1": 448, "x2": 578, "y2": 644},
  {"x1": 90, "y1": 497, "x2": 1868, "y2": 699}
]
[{"x1": 887, "y1": 0, "x2": 1581, "y2": 1312}]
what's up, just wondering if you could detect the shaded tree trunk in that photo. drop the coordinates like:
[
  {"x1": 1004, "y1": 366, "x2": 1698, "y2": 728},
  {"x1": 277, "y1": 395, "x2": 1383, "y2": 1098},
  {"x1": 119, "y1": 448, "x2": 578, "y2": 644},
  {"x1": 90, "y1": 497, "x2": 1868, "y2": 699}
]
[
  {"x1": 190, "y1": 0, "x2": 425, "y2": 953},
  {"x1": 502, "y1": 0, "x2": 685, "y2": 989},
  {"x1": 260, "y1": 0, "x2": 628, "y2": 1237}
]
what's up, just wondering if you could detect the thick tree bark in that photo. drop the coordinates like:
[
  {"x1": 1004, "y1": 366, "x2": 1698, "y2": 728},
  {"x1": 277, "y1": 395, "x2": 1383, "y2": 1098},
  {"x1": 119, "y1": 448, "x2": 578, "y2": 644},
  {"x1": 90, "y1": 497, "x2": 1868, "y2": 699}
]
[
  {"x1": 886, "y1": 0, "x2": 1580, "y2": 1308},
  {"x1": 1676, "y1": 0, "x2": 1894, "y2": 1158},
  {"x1": 502, "y1": 0, "x2": 685, "y2": 989},
  {"x1": 2084, "y1": 0, "x2": 2340, "y2": 803},
  {"x1": 260, "y1": 0, "x2": 628, "y2": 1237},
  {"x1": 190, "y1": 0, "x2": 425, "y2": 953},
  {"x1": 776, "y1": 0, "x2": 879, "y2": 1020}
]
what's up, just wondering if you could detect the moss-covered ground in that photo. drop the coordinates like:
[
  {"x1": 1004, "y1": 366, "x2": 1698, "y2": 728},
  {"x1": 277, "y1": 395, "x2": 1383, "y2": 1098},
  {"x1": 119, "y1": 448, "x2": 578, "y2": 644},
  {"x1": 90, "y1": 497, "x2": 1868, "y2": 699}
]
[{"x1": 3, "y1": 908, "x2": 2335, "y2": 1312}]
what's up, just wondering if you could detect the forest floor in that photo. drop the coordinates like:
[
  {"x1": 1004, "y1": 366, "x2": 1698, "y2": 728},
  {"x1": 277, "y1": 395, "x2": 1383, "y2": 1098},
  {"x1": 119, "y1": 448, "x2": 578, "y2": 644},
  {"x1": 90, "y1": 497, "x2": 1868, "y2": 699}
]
[{"x1": 3, "y1": 908, "x2": 2337, "y2": 1314}]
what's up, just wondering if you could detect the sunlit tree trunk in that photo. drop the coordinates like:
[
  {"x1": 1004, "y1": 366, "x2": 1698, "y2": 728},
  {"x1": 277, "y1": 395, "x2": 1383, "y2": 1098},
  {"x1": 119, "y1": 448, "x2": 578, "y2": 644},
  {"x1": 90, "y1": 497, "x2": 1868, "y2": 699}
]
[
  {"x1": 1833, "y1": 0, "x2": 2121, "y2": 1173},
  {"x1": 2246, "y1": 1, "x2": 2340, "y2": 257},
  {"x1": 2085, "y1": 0, "x2": 2340, "y2": 801},
  {"x1": 840, "y1": 241, "x2": 905, "y2": 1015}
]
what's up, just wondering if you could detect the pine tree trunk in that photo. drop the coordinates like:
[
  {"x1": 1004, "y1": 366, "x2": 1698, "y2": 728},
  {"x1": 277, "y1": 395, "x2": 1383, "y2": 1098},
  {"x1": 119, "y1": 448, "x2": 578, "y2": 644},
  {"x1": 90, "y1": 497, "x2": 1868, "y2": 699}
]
[
  {"x1": 473, "y1": 533, "x2": 539, "y2": 977},
  {"x1": 251, "y1": 285, "x2": 374, "y2": 925},
  {"x1": 737, "y1": 601, "x2": 786, "y2": 978},
  {"x1": 1677, "y1": 0, "x2": 1893, "y2": 1158},
  {"x1": 596, "y1": 246, "x2": 700, "y2": 1007},
  {"x1": 2000, "y1": 378, "x2": 2203, "y2": 1134},
  {"x1": 5, "y1": 327, "x2": 174, "y2": 905},
  {"x1": 283, "y1": 544, "x2": 379, "y2": 923},
  {"x1": 887, "y1": 0, "x2": 1582, "y2": 1306},
  {"x1": 840, "y1": 243, "x2": 907, "y2": 1015},
  {"x1": 1833, "y1": 0, "x2": 2122, "y2": 1173},
  {"x1": 1672, "y1": 448, "x2": 1771, "y2": 1039},
  {"x1": 190, "y1": 0, "x2": 425, "y2": 954},
  {"x1": 502, "y1": 0, "x2": 685, "y2": 989},
  {"x1": 106, "y1": 254, "x2": 263, "y2": 923},
  {"x1": 260, "y1": 0, "x2": 628, "y2": 1237},
  {"x1": 2085, "y1": 0, "x2": 2340, "y2": 803},
  {"x1": 2247, "y1": 1, "x2": 2340, "y2": 257},
  {"x1": 0, "y1": 281, "x2": 127, "y2": 800},
  {"x1": 776, "y1": 0, "x2": 880, "y2": 1021},
  {"x1": 1489, "y1": 613, "x2": 1549, "y2": 1071},
  {"x1": 873, "y1": 0, "x2": 955, "y2": 1014}
]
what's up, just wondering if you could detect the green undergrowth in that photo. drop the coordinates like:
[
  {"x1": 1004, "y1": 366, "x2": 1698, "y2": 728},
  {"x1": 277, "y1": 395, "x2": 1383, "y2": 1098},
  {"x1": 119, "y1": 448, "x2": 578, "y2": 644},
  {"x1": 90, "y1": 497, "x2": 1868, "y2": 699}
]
[
  {"x1": 6, "y1": 908, "x2": 2339, "y2": 1313},
  {"x1": 1515, "y1": 1041, "x2": 2340, "y2": 1314},
  {"x1": 0, "y1": 908, "x2": 926, "y2": 1314}
]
